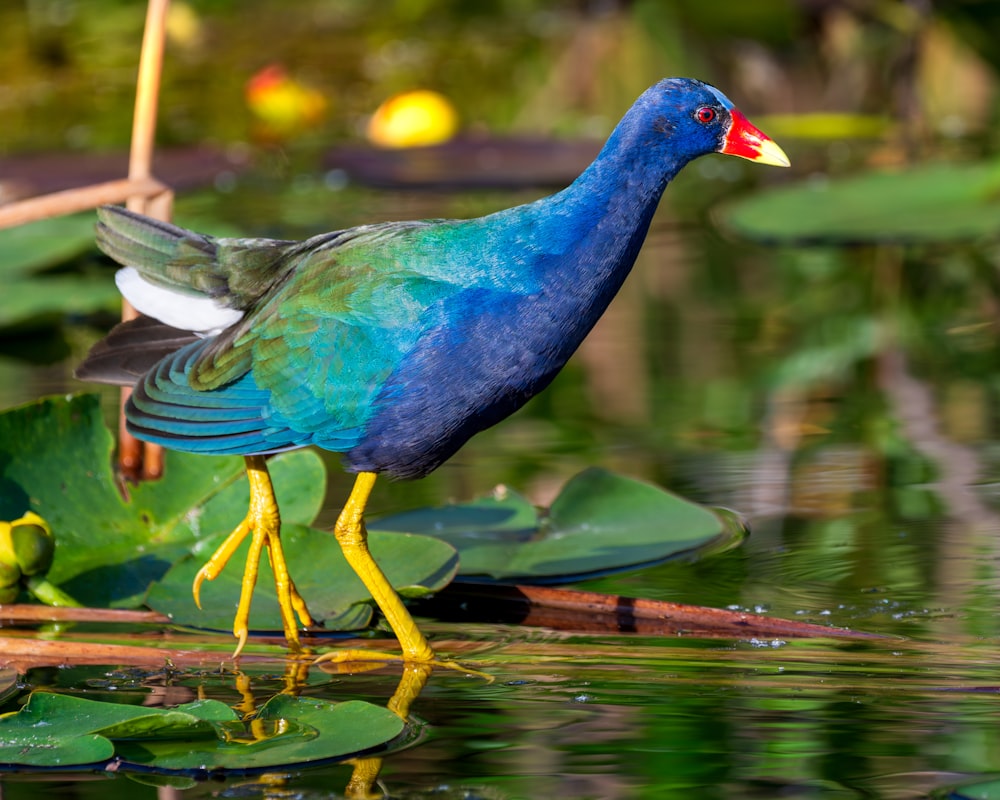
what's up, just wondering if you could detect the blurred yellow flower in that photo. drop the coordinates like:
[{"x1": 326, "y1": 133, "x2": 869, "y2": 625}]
[{"x1": 367, "y1": 90, "x2": 458, "y2": 148}]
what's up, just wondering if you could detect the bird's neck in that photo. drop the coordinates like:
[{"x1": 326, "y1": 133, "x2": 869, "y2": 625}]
[{"x1": 526, "y1": 116, "x2": 687, "y2": 304}]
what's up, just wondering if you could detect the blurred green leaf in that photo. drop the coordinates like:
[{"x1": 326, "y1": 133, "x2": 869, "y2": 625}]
[
  {"x1": 771, "y1": 314, "x2": 883, "y2": 388},
  {"x1": 948, "y1": 778, "x2": 1000, "y2": 800},
  {"x1": 371, "y1": 467, "x2": 737, "y2": 582},
  {"x1": 753, "y1": 113, "x2": 890, "y2": 141},
  {"x1": 0, "y1": 215, "x2": 116, "y2": 330},
  {"x1": 0, "y1": 278, "x2": 120, "y2": 329},
  {"x1": 720, "y1": 161, "x2": 1000, "y2": 244},
  {"x1": 0, "y1": 214, "x2": 96, "y2": 279}
]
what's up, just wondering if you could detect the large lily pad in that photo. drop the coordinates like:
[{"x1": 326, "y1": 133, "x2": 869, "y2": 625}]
[
  {"x1": 0, "y1": 671, "x2": 19, "y2": 708},
  {"x1": 1, "y1": 278, "x2": 120, "y2": 329},
  {"x1": 720, "y1": 161, "x2": 1000, "y2": 244},
  {"x1": 116, "y1": 694, "x2": 405, "y2": 773},
  {"x1": 0, "y1": 213, "x2": 96, "y2": 279},
  {"x1": 370, "y1": 467, "x2": 738, "y2": 583},
  {"x1": 0, "y1": 214, "x2": 119, "y2": 329},
  {"x1": 146, "y1": 525, "x2": 459, "y2": 632},
  {"x1": 947, "y1": 778, "x2": 1000, "y2": 800},
  {"x1": 0, "y1": 394, "x2": 324, "y2": 608},
  {"x1": 0, "y1": 690, "x2": 404, "y2": 772},
  {"x1": 0, "y1": 692, "x2": 237, "y2": 767}
]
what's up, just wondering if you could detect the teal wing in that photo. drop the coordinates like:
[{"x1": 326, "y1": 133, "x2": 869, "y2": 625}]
[
  {"x1": 242, "y1": 247, "x2": 460, "y2": 439},
  {"x1": 127, "y1": 220, "x2": 466, "y2": 453}
]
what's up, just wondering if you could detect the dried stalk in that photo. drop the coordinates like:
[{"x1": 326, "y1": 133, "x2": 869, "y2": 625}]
[
  {"x1": 0, "y1": 178, "x2": 168, "y2": 230},
  {"x1": 120, "y1": 0, "x2": 173, "y2": 481}
]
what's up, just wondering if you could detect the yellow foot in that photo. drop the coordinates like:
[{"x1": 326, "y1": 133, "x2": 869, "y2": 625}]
[
  {"x1": 315, "y1": 472, "x2": 490, "y2": 681},
  {"x1": 192, "y1": 455, "x2": 314, "y2": 658},
  {"x1": 313, "y1": 648, "x2": 492, "y2": 681}
]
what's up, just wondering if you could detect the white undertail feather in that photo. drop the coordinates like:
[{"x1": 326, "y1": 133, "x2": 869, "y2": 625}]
[{"x1": 115, "y1": 267, "x2": 244, "y2": 335}]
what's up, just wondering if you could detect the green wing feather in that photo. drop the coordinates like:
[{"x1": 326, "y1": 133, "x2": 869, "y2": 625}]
[
  {"x1": 190, "y1": 226, "x2": 461, "y2": 435},
  {"x1": 96, "y1": 205, "x2": 298, "y2": 307}
]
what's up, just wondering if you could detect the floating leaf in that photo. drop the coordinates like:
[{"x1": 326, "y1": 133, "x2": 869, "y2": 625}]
[
  {"x1": 0, "y1": 214, "x2": 119, "y2": 329},
  {"x1": 93, "y1": 699, "x2": 237, "y2": 740},
  {"x1": 0, "y1": 690, "x2": 404, "y2": 772},
  {"x1": 0, "y1": 730, "x2": 111, "y2": 768},
  {"x1": 0, "y1": 394, "x2": 324, "y2": 608},
  {"x1": 0, "y1": 692, "x2": 238, "y2": 767},
  {"x1": 371, "y1": 467, "x2": 737, "y2": 583},
  {"x1": 0, "y1": 214, "x2": 96, "y2": 279},
  {"x1": 1, "y1": 277, "x2": 121, "y2": 330},
  {"x1": 147, "y1": 525, "x2": 459, "y2": 632},
  {"x1": 115, "y1": 695, "x2": 405, "y2": 772},
  {"x1": 947, "y1": 777, "x2": 1000, "y2": 800},
  {"x1": 720, "y1": 161, "x2": 1000, "y2": 244}
]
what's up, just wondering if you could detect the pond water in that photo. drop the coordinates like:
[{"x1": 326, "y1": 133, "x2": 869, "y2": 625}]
[{"x1": 2, "y1": 162, "x2": 1000, "y2": 799}]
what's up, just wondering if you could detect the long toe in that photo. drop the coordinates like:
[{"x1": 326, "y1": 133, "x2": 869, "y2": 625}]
[{"x1": 313, "y1": 648, "x2": 492, "y2": 681}]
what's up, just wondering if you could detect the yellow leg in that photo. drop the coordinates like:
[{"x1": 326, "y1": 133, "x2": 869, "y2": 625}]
[
  {"x1": 315, "y1": 472, "x2": 486, "y2": 675},
  {"x1": 345, "y1": 662, "x2": 433, "y2": 799},
  {"x1": 328, "y1": 472, "x2": 435, "y2": 662},
  {"x1": 192, "y1": 454, "x2": 314, "y2": 657}
]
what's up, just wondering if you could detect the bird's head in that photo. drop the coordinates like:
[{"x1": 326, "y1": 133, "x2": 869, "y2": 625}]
[{"x1": 632, "y1": 78, "x2": 790, "y2": 170}]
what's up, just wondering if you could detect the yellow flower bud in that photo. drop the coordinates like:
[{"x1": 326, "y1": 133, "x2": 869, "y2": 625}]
[{"x1": 10, "y1": 512, "x2": 54, "y2": 576}]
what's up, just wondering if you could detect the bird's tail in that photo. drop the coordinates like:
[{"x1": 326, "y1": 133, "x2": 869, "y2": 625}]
[{"x1": 96, "y1": 205, "x2": 296, "y2": 310}]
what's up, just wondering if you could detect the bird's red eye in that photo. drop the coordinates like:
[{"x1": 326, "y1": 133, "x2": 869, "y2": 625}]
[{"x1": 696, "y1": 106, "x2": 716, "y2": 124}]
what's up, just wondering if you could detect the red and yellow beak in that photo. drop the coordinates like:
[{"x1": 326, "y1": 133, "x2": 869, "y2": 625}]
[{"x1": 720, "y1": 109, "x2": 790, "y2": 167}]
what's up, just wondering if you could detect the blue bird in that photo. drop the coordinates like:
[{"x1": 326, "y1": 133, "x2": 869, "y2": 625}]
[{"x1": 77, "y1": 78, "x2": 789, "y2": 664}]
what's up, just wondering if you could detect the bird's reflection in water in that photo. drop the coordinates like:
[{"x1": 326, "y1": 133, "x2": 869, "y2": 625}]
[
  {"x1": 222, "y1": 659, "x2": 433, "y2": 800},
  {"x1": 344, "y1": 662, "x2": 432, "y2": 799}
]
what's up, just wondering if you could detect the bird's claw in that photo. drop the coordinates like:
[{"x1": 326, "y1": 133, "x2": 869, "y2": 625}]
[
  {"x1": 313, "y1": 648, "x2": 493, "y2": 682},
  {"x1": 191, "y1": 456, "x2": 315, "y2": 658}
]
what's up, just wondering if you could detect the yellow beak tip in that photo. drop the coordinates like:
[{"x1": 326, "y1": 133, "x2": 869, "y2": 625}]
[{"x1": 756, "y1": 138, "x2": 791, "y2": 168}]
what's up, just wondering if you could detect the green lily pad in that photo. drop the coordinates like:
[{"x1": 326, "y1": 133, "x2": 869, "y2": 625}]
[
  {"x1": 720, "y1": 161, "x2": 1000, "y2": 244},
  {"x1": 0, "y1": 730, "x2": 111, "y2": 768},
  {"x1": 370, "y1": 467, "x2": 736, "y2": 583},
  {"x1": 947, "y1": 778, "x2": 1000, "y2": 800},
  {"x1": 115, "y1": 695, "x2": 405, "y2": 773},
  {"x1": 147, "y1": 525, "x2": 459, "y2": 632},
  {"x1": 93, "y1": 699, "x2": 238, "y2": 740},
  {"x1": 1, "y1": 278, "x2": 121, "y2": 329},
  {"x1": 0, "y1": 394, "x2": 325, "y2": 608},
  {"x1": 0, "y1": 214, "x2": 119, "y2": 329},
  {"x1": 0, "y1": 213, "x2": 96, "y2": 279},
  {"x1": 0, "y1": 692, "x2": 238, "y2": 767},
  {"x1": 0, "y1": 690, "x2": 404, "y2": 772}
]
